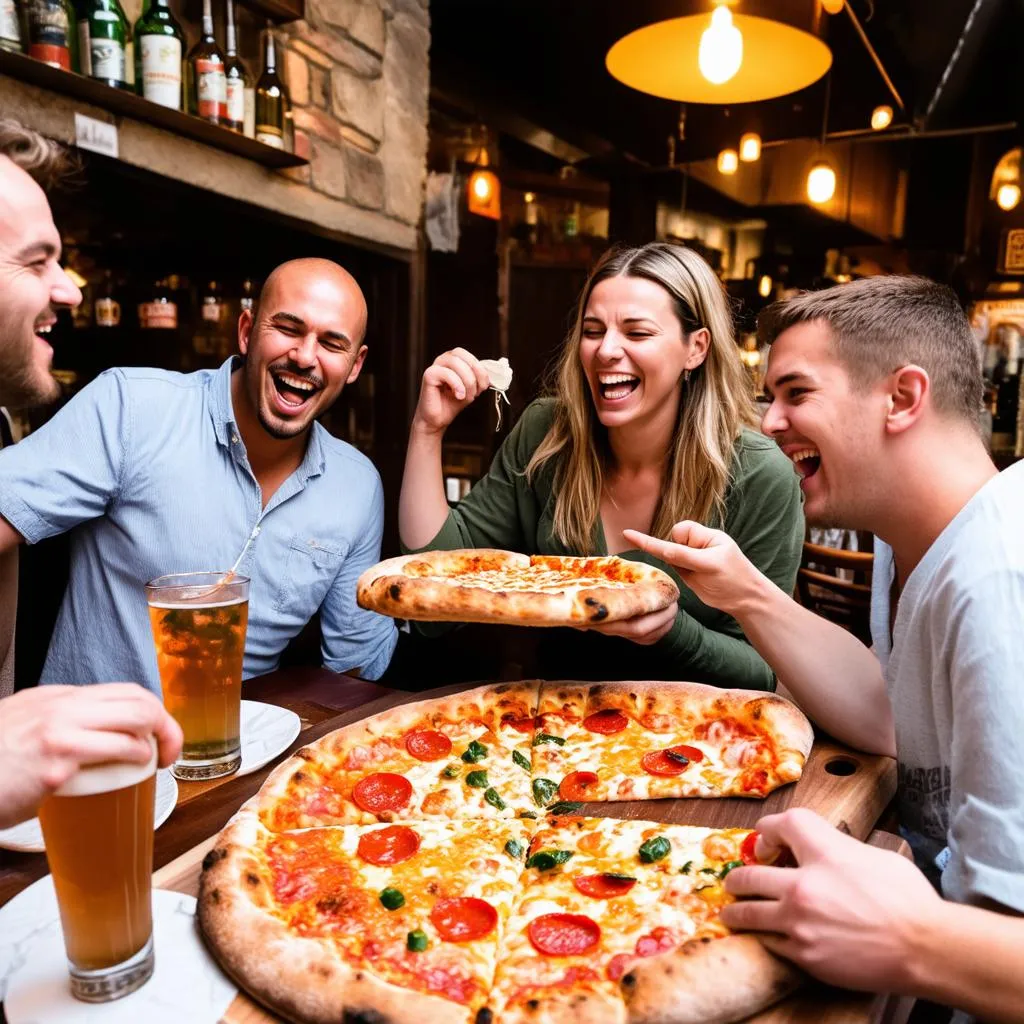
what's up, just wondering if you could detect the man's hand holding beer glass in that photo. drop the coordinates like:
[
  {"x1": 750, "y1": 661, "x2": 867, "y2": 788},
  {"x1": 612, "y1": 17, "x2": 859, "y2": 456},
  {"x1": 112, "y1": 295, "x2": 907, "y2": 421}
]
[{"x1": 0, "y1": 683, "x2": 182, "y2": 828}]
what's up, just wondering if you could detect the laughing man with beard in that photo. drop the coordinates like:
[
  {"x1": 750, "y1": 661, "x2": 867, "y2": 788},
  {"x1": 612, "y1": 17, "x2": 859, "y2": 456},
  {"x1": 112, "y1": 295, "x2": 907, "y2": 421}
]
[{"x1": 0, "y1": 257, "x2": 398, "y2": 693}]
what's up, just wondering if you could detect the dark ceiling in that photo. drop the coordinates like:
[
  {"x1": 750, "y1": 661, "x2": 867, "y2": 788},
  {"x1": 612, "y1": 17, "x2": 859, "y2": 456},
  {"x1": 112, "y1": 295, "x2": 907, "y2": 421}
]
[{"x1": 430, "y1": 0, "x2": 1024, "y2": 170}]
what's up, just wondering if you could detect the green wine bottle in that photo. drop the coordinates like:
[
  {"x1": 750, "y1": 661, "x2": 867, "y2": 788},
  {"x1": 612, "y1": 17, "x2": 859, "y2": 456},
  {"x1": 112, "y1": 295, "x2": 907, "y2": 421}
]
[
  {"x1": 254, "y1": 23, "x2": 288, "y2": 149},
  {"x1": 134, "y1": 0, "x2": 184, "y2": 109},
  {"x1": 78, "y1": 0, "x2": 129, "y2": 89}
]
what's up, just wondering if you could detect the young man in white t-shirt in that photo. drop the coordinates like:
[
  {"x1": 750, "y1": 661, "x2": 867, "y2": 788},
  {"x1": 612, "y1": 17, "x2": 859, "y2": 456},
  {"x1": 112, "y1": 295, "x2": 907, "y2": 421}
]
[{"x1": 626, "y1": 275, "x2": 1024, "y2": 1022}]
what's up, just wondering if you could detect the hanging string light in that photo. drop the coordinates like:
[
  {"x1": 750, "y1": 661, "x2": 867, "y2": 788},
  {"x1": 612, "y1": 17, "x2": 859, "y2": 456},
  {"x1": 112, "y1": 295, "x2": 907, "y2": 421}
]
[
  {"x1": 739, "y1": 132, "x2": 762, "y2": 162},
  {"x1": 698, "y1": 4, "x2": 743, "y2": 85},
  {"x1": 717, "y1": 148, "x2": 739, "y2": 175},
  {"x1": 807, "y1": 71, "x2": 836, "y2": 205}
]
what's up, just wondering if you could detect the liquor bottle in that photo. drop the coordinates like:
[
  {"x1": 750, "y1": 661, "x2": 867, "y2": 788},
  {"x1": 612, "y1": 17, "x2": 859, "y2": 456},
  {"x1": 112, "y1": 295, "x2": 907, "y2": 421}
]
[
  {"x1": 254, "y1": 24, "x2": 288, "y2": 149},
  {"x1": 193, "y1": 279, "x2": 226, "y2": 356},
  {"x1": 186, "y1": 0, "x2": 225, "y2": 125},
  {"x1": 77, "y1": 0, "x2": 130, "y2": 89},
  {"x1": 134, "y1": 0, "x2": 184, "y2": 109},
  {"x1": 239, "y1": 277, "x2": 255, "y2": 314},
  {"x1": 25, "y1": 0, "x2": 79, "y2": 70},
  {"x1": 1, "y1": 0, "x2": 23, "y2": 53},
  {"x1": 138, "y1": 277, "x2": 178, "y2": 329},
  {"x1": 222, "y1": 0, "x2": 250, "y2": 135},
  {"x1": 94, "y1": 269, "x2": 122, "y2": 327}
]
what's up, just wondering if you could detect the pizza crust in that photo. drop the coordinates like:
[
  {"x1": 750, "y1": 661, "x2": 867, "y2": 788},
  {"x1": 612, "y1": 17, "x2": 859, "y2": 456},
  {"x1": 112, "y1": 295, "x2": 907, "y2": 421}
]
[
  {"x1": 620, "y1": 934, "x2": 802, "y2": 1024},
  {"x1": 198, "y1": 802, "x2": 478, "y2": 1024},
  {"x1": 356, "y1": 550, "x2": 678, "y2": 627}
]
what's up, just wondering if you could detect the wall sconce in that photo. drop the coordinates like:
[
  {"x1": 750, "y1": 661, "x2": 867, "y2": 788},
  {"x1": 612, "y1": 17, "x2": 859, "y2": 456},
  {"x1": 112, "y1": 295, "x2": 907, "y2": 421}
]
[
  {"x1": 717, "y1": 148, "x2": 739, "y2": 175},
  {"x1": 467, "y1": 149, "x2": 500, "y2": 220},
  {"x1": 807, "y1": 161, "x2": 837, "y2": 204},
  {"x1": 990, "y1": 149, "x2": 1021, "y2": 213},
  {"x1": 739, "y1": 132, "x2": 762, "y2": 162},
  {"x1": 758, "y1": 274, "x2": 773, "y2": 298},
  {"x1": 870, "y1": 105, "x2": 893, "y2": 131}
]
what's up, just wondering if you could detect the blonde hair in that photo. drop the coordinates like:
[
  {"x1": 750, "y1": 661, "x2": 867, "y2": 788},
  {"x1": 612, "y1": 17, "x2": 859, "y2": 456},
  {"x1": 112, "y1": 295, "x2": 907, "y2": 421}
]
[
  {"x1": 526, "y1": 242, "x2": 758, "y2": 551},
  {"x1": 0, "y1": 119, "x2": 73, "y2": 189}
]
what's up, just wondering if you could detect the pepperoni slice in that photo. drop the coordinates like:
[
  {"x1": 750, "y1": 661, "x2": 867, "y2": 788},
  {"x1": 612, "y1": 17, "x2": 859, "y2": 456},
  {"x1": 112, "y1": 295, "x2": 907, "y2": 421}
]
[
  {"x1": 404, "y1": 730, "x2": 452, "y2": 762},
  {"x1": 559, "y1": 771, "x2": 600, "y2": 801},
  {"x1": 583, "y1": 709, "x2": 628, "y2": 734},
  {"x1": 573, "y1": 874, "x2": 637, "y2": 899},
  {"x1": 356, "y1": 825, "x2": 421, "y2": 865},
  {"x1": 505, "y1": 716, "x2": 539, "y2": 734},
  {"x1": 351, "y1": 773, "x2": 413, "y2": 814},
  {"x1": 640, "y1": 745, "x2": 702, "y2": 776},
  {"x1": 607, "y1": 953, "x2": 633, "y2": 981},
  {"x1": 528, "y1": 913, "x2": 601, "y2": 956},
  {"x1": 430, "y1": 897, "x2": 498, "y2": 942},
  {"x1": 740, "y1": 830, "x2": 795, "y2": 867},
  {"x1": 634, "y1": 926, "x2": 676, "y2": 958}
]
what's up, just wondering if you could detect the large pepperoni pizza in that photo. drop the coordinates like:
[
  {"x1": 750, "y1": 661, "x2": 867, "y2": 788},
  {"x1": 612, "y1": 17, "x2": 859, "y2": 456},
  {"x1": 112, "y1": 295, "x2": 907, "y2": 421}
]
[{"x1": 199, "y1": 680, "x2": 814, "y2": 1024}]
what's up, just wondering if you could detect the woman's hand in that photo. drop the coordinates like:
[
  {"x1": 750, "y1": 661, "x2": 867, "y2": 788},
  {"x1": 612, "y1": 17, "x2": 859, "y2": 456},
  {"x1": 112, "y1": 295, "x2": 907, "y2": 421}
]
[
  {"x1": 412, "y1": 348, "x2": 492, "y2": 436},
  {"x1": 577, "y1": 601, "x2": 678, "y2": 645}
]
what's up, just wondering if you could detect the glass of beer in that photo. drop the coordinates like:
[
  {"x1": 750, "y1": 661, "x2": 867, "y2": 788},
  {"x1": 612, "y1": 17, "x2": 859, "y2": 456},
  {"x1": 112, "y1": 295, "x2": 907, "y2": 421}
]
[
  {"x1": 145, "y1": 572, "x2": 250, "y2": 780},
  {"x1": 38, "y1": 739, "x2": 157, "y2": 1002}
]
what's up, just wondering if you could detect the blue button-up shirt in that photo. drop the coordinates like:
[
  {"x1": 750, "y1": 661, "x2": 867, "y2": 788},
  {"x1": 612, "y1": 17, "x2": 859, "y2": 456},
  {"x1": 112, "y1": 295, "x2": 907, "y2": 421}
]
[{"x1": 0, "y1": 358, "x2": 397, "y2": 692}]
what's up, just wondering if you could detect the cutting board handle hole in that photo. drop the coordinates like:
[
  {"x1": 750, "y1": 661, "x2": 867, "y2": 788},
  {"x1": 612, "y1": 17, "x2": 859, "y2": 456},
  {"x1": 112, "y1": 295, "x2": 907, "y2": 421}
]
[{"x1": 824, "y1": 757, "x2": 858, "y2": 777}]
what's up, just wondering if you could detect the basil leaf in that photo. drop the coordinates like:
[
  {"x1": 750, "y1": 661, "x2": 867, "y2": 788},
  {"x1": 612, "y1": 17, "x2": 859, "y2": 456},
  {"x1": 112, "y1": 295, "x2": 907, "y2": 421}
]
[
  {"x1": 504, "y1": 839, "x2": 525, "y2": 860},
  {"x1": 602, "y1": 872, "x2": 637, "y2": 882},
  {"x1": 406, "y1": 929, "x2": 428, "y2": 952},
  {"x1": 546, "y1": 801, "x2": 583, "y2": 816},
  {"x1": 526, "y1": 849, "x2": 574, "y2": 871},
  {"x1": 665, "y1": 750, "x2": 690, "y2": 766},
  {"x1": 461, "y1": 740, "x2": 488, "y2": 763},
  {"x1": 518, "y1": 810, "x2": 538, "y2": 819},
  {"x1": 532, "y1": 778, "x2": 558, "y2": 807},
  {"x1": 442, "y1": 764, "x2": 461, "y2": 779},
  {"x1": 513, "y1": 749, "x2": 531, "y2": 773},
  {"x1": 718, "y1": 860, "x2": 744, "y2": 879},
  {"x1": 466, "y1": 770, "x2": 489, "y2": 788},
  {"x1": 484, "y1": 787, "x2": 507, "y2": 810},
  {"x1": 679, "y1": 860, "x2": 693, "y2": 875},
  {"x1": 532, "y1": 733, "x2": 566, "y2": 747},
  {"x1": 379, "y1": 887, "x2": 405, "y2": 910},
  {"x1": 638, "y1": 836, "x2": 671, "y2": 864},
  {"x1": 699, "y1": 867, "x2": 719, "y2": 875}
]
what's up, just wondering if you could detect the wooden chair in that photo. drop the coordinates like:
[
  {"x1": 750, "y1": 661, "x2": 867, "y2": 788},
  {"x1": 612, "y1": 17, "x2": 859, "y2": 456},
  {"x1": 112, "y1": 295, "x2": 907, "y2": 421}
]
[{"x1": 796, "y1": 541, "x2": 874, "y2": 645}]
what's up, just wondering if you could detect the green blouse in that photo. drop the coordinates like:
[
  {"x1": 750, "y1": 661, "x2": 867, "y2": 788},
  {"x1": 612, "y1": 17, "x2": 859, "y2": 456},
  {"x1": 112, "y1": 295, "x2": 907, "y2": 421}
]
[{"x1": 411, "y1": 399, "x2": 804, "y2": 690}]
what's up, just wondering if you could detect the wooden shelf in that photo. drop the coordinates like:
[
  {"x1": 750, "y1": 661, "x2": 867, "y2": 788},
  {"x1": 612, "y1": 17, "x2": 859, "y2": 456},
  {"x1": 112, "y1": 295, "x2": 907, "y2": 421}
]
[
  {"x1": 0, "y1": 49, "x2": 308, "y2": 170},
  {"x1": 238, "y1": 0, "x2": 304, "y2": 23}
]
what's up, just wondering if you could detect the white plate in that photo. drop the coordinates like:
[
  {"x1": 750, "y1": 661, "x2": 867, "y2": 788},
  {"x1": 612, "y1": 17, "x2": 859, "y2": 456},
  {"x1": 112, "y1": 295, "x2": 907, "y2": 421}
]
[
  {"x1": 0, "y1": 770, "x2": 179, "y2": 855},
  {"x1": 238, "y1": 699, "x2": 301, "y2": 776},
  {"x1": 0, "y1": 879, "x2": 237, "y2": 1022}
]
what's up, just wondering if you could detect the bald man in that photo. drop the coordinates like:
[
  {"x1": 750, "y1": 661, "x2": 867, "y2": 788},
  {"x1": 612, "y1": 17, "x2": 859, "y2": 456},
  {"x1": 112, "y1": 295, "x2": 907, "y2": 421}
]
[{"x1": 0, "y1": 257, "x2": 398, "y2": 692}]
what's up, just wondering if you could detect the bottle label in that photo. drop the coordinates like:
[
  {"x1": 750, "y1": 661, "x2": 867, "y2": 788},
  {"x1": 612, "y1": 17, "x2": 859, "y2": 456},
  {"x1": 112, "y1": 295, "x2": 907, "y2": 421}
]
[
  {"x1": 0, "y1": 0, "x2": 22, "y2": 47},
  {"x1": 27, "y1": 0, "x2": 72, "y2": 69},
  {"x1": 141, "y1": 35, "x2": 181, "y2": 109},
  {"x1": 226, "y1": 78, "x2": 245, "y2": 126},
  {"x1": 201, "y1": 300, "x2": 222, "y2": 322},
  {"x1": 243, "y1": 88, "x2": 255, "y2": 138},
  {"x1": 256, "y1": 127, "x2": 283, "y2": 149},
  {"x1": 138, "y1": 301, "x2": 177, "y2": 329},
  {"x1": 90, "y1": 38, "x2": 125, "y2": 81},
  {"x1": 196, "y1": 58, "x2": 226, "y2": 120},
  {"x1": 95, "y1": 298, "x2": 121, "y2": 327}
]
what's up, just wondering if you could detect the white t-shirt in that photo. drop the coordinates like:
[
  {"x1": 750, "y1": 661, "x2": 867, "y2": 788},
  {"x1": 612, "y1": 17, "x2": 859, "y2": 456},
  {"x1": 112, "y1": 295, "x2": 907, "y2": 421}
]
[{"x1": 871, "y1": 460, "x2": 1024, "y2": 911}]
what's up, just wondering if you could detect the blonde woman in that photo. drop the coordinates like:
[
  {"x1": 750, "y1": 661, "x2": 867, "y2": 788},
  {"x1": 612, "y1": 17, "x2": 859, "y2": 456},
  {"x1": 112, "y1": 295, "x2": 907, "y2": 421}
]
[{"x1": 399, "y1": 242, "x2": 802, "y2": 688}]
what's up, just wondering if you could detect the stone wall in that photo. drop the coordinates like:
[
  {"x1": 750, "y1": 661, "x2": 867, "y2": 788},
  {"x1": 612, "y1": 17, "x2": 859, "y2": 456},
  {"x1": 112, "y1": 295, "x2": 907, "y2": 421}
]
[{"x1": 278, "y1": 0, "x2": 429, "y2": 241}]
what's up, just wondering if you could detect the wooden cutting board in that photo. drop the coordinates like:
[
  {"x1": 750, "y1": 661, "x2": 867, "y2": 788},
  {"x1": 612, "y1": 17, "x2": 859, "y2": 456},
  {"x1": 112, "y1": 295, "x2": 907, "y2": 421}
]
[{"x1": 153, "y1": 680, "x2": 902, "y2": 1024}]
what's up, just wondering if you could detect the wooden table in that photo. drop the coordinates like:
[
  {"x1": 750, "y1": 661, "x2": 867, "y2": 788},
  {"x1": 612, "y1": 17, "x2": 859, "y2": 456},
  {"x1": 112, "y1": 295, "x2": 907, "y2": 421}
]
[{"x1": 0, "y1": 670, "x2": 914, "y2": 1024}]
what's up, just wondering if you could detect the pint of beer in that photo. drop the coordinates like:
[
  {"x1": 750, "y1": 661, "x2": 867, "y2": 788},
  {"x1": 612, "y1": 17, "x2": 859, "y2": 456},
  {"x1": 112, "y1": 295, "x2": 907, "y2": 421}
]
[
  {"x1": 37, "y1": 739, "x2": 157, "y2": 1002},
  {"x1": 145, "y1": 572, "x2": 250, "y2": 780}
]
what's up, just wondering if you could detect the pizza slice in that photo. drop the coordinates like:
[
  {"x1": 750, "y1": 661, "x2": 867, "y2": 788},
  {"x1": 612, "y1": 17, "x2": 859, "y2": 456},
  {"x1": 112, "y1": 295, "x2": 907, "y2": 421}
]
[
  {"x1": 533, "y1": 681, "x2": 813, "y2": 806},
  {"x1": 486, "y1": 815, "x2": 800, "y2": 1024},
  {"x1": 199, "y1": 801, "x2": 537, "y2": 1024},
  {"x1": 257, "y1": 682, "x2": 541, "y2": 830}
]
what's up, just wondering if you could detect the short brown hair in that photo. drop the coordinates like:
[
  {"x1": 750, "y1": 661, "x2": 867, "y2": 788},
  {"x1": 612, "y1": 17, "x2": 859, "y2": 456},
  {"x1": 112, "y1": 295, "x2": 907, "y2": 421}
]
[
  {"x1": 758, "y1": 275, "x2": 983, "y2": 425},
  {"x1": 0, "y1": 118, "x2": 74, "y2": 189}
]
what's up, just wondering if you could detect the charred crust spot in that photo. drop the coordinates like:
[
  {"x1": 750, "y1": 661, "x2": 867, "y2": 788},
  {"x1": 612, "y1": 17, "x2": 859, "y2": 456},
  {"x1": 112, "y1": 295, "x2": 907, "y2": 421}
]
[
  {"x1": 314, "y1": 964, "x2": 332, "y2": 979},
  {"x1": 526, "y1": 999, "x2": 540, "y2": 1011},
  {"x1": 355, "y1": 972, "x2": 364, "y2": 981},
  {"x1": 201, "y1": 848, "x2": 227, "y2": 871},
  {"x1": 245, "y1": 872, "x2": 260, "y2": 887},
  {"x1": 584, "y1": 598, "x2": 609, "y2": 621},
  {"x1": 389, "y1": 583, "x2": 402, "y2": 600},
  {"x1": 753, "y1": 707, "x2": 763, "y2": 720},
  {"x1": 295, "y1": 747, "x2": 316, "y2": 761},
  {"x1": 342, "y1": 1011, "x2": 389, "y2": 1024},
  {"x1": 292, "y1": 770, "x2": 307, "y2": 783},
  {"x1": 621, "y1": 973, "x2": 636, "y2": 988},
  {"x1": 208, "y1": 889, "x2": 221, "y2": 904},
  {"x1": 476, "y1": 1010, "x2": 494, "y2": 1024}
]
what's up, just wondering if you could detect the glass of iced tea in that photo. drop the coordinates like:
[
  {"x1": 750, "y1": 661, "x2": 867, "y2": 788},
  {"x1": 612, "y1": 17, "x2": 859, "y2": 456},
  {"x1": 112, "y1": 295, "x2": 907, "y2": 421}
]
[
  {"x1": 145, "y1": 572, "x2": 250, "y2": 780},
  {"x1": 38, "y1": 739, "x2": 157, "y2": 1002}
]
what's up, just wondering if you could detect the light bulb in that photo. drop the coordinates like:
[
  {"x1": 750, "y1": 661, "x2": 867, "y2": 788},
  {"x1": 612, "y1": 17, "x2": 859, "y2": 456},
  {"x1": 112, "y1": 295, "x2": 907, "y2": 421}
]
[
  {"x1": 472, "y1": 172, "x2": 493, "y2": 201},
  {"x1": 807, "y1": 161, "x2": 836, "y2": 204},
  {"x1": 997, "y1": 183, "x2": 1021, "y2": 211},
  {"x1": 717, "y1": 148, "x2": 739, "y2": 175},
  {"x1": 699, "y1": 6, "x2": 743, "y2": 86},
  {"x1": 524, "y1": 191, "x2": 535, "y2": 203},
  {"x1": 758, "y1": 274, "x2": 773, "y2": 298},
  {"x1": 739, "y1": 132, "x2": 761, "y2": 162},
  {"x1": 871, "y1": 105, "x2": 893, "y2": 131},
  {"x1": 821, "y1": 0, "x2": 845, "y2": 13}
]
